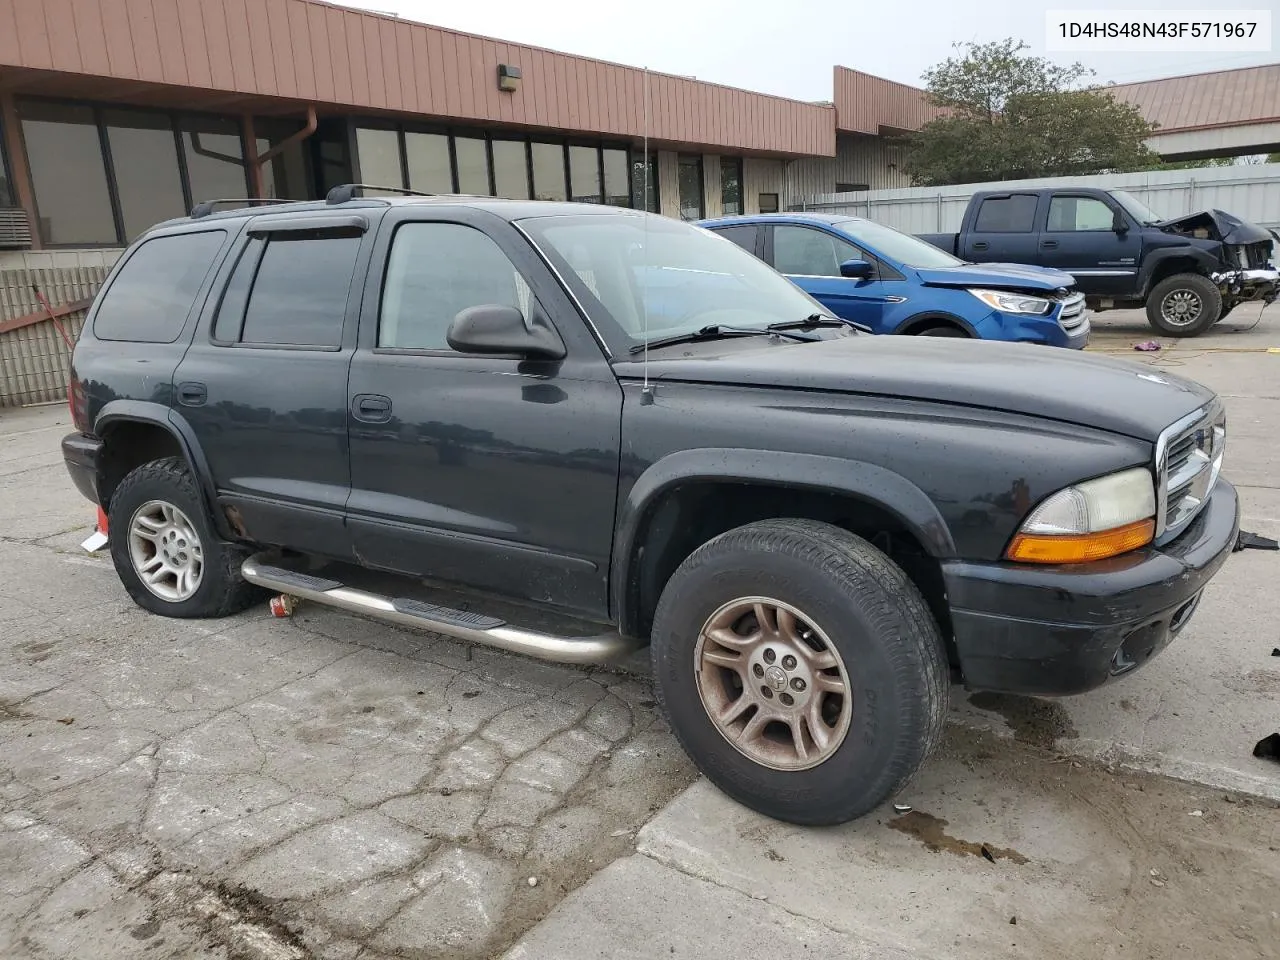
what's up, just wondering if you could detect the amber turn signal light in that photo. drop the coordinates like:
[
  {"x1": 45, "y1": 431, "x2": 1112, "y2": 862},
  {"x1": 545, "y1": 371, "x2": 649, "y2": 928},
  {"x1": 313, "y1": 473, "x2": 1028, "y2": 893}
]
[{"x1": 1005, "y1": 518, "x2": 1155, "y2": 565}]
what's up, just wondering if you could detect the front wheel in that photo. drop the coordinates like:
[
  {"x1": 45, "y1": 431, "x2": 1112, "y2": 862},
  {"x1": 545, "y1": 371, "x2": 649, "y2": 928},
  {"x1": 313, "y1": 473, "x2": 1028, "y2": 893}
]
[
  {"x1": 916, "y1": 325, "x2": 967, "y2": 338},
  {"x1": 108, "y1": 457, "x2": 264, "y2": 618},
  {"x1": 650, "y1": 519, "x2": 949, "y2": 825},
  {"x1": 1146, "y1": 273, "x2": 1222, "y2": 337}
]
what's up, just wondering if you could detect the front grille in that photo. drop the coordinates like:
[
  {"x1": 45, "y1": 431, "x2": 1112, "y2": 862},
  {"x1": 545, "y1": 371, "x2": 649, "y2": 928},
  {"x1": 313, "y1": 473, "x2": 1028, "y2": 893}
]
[
  {"x1": 1057, "y1": 292, "x2": 1087, "y2": 330},
  {"x1": 1235, "y1": 241, "x2": 1274, "y2": 270},
  {"x1": 1156, "y1": 404, "x2": 1226, "y2": 542}
]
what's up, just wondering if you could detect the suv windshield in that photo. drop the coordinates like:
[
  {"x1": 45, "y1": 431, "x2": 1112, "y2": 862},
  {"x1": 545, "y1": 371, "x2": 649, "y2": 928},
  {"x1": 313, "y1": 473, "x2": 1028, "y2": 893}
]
[
  {"x1": 1110, "y1": 191, "x2": 1163, "y2": 226},
  {"x1": 519, "y1": 213, "x2": 832, "y2": 355},
  {"x1": 836, "y1": 218, "x2": 963, "y2": 268}
]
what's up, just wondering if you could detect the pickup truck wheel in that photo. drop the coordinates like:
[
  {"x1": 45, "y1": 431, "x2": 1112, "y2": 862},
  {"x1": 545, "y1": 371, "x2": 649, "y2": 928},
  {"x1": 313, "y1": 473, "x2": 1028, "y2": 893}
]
[
  {"x1": 1147, "y1": 274, "x2": 1222, "y2": 337},
  {"x1": 650, "y1": 519, "x2": 948, "y2": 825},
  {"x1": 108, "y1": 457, "x2": 264, "y2": 619}
]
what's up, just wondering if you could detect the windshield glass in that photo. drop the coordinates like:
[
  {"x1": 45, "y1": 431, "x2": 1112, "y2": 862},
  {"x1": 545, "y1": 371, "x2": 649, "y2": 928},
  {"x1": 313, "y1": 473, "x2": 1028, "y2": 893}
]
[
  {"x1": 519, "y1": 213, "x2": 831, "y2": 354},
  {"x1": 1110, "y1": 191, "x2": 1162, "y2": 225},
  {"x1": 836, "y1": 218, "x2": 963, "y2": 268}
]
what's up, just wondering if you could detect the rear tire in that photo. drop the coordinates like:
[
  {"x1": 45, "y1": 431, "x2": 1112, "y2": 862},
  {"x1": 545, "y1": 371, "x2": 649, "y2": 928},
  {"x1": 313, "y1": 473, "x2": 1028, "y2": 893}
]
[
  {"x1": 108, "y1": 457, "x2": 264, "y2": 619},
  {"x1": 650, "y1": 519, "x2": 948, "y2": 825},
  {"x1": 1146, "y1": 273, "x2": 1221, "y2": 337}
]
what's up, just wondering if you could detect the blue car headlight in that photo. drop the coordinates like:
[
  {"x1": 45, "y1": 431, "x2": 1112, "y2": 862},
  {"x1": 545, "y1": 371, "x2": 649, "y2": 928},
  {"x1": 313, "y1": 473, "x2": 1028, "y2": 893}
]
[{"x1": 968, "y1": 288, "x2": 1054, "y2": 316}]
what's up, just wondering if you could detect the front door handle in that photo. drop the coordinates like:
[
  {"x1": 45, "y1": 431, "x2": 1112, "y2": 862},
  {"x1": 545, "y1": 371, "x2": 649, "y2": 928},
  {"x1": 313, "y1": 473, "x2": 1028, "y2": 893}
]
[
  {"x1": 1040, "y1": 239, "x2": 1059, "y2": 249},
  {"x1": 177, "y1": 381, "x2": 207, "y2": 406},
  {"x1": 971, "y1": 241, "x2": 989, "y2": 251},
  {"x1": 352, "y1": 394, "x2": 392, "y2": 423}
]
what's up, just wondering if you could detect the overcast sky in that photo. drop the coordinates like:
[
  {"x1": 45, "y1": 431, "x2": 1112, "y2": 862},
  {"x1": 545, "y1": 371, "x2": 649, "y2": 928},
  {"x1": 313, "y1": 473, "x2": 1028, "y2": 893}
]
[{"x1": 344, "y1": 0, "x2": 1277, "y2": 101}]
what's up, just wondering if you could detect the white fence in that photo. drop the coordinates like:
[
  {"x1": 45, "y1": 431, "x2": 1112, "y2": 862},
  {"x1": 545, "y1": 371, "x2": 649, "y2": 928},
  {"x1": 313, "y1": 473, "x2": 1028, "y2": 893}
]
[{"x1": 797, "y1": 163, "x2": 1280, "y2": 234}]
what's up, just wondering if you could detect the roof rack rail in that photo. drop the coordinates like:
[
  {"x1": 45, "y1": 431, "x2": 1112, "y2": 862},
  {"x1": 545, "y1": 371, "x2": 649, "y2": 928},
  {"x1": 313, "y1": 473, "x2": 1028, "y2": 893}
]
[
  {"x1": 325, "y1": 183, "x2": 434, "y2": 204},
  {"x1": 189, "y1": 197, "x2": 303, "y2": 219}
]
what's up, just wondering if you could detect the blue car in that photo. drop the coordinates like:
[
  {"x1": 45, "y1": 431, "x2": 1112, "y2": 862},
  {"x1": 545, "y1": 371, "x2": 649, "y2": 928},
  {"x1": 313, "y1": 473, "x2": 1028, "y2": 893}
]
[{"x1": 696, "y1": 213, "x2": 1090, "y2": 348}]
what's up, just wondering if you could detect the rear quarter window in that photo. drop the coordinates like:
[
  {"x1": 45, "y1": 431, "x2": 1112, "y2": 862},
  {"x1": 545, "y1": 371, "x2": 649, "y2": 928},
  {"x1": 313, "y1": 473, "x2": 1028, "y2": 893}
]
[
  {"x1": 93, "y1": 231, "x2": 226, "y2": 343},
  {"x1": 973, "y1": 195, "x2": 1038, "y2": 233}
]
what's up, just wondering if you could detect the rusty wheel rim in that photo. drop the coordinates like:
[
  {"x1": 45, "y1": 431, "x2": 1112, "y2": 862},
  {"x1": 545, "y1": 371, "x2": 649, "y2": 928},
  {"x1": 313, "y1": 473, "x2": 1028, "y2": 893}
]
[{"x1": 694, "y1": 597, "x2": 853, "y2": 771}]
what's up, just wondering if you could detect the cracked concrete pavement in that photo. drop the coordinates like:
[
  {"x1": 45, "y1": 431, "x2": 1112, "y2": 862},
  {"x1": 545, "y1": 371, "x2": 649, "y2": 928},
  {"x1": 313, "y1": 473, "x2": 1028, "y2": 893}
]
[{"x1": 2, "y1": 308, "x2": 1279, "y2": 959}]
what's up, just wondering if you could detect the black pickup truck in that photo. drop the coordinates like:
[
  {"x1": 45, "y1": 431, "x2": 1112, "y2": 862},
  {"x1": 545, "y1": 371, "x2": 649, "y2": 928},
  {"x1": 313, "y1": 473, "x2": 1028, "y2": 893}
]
[
  {"x1": 919, "y1": 187, "x2": 1278, "y2": 337},
  {"x1": 62, "y1": 187, "x2": 1238, "y2": 825}
]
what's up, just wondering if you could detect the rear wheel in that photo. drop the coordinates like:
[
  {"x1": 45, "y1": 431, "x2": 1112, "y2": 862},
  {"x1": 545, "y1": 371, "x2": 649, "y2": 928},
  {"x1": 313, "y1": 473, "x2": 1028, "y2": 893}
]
[
  {"x1": 108, "y1": 457, "x2": 264, "y2": 618},
  {"x1": 650, "y1": 519, "x2": 948, "y2": 825},
  {"x1": 1146, "y1": 273, "x2": 1222, "y2": 337}
]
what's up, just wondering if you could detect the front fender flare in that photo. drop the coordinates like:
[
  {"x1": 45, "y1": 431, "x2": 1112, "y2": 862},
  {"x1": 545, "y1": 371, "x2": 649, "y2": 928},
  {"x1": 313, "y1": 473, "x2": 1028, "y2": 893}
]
[{"x1": 610, "y1": 447, "x2": 956, "y2": 632}]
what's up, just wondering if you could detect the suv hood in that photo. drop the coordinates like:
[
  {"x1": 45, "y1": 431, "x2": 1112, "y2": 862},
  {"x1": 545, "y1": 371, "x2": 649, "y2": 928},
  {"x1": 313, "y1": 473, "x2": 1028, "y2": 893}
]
[
  {"x1": 914, "y1": 262, "x2": 1076, "y2": 292},
  {"x1": 1157, "y1": 209, "x2": 1274, "y2": 246},
  {"x1": 620, "y1": 335, "x2": 1213, "y2": 441}
]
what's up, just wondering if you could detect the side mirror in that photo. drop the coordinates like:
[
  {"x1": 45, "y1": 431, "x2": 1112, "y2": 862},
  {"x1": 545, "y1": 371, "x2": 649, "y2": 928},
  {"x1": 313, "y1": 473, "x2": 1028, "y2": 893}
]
[
  {"x1": 1112, "y1": 210, "x2": 1129, "y2": 235},
  {"x1": 446, "y1": 305, "x2": 566, "y2": 360},
  {"x1": 839, "y1": 258, "x2": 875, "y2": 279}
]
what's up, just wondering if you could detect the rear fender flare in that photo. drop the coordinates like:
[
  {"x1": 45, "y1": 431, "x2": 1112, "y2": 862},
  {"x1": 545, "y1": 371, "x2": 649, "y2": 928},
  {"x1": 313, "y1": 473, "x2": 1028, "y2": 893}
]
[{"x1": 94, "y1": 400, "x2": 232, "y2": 540}]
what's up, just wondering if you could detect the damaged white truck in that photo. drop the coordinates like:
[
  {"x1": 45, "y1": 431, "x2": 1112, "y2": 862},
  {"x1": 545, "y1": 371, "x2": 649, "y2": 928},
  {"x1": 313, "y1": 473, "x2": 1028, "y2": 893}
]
[{"x1": 918, "y1": 186, "x2": 1278, "y2": 337}]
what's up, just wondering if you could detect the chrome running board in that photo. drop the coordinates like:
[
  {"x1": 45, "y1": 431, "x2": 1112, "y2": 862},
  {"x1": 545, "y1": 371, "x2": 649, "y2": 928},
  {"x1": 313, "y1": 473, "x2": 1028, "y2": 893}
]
[{"x1": 240, "y1": 555, "x2": 639, "y2": 665}]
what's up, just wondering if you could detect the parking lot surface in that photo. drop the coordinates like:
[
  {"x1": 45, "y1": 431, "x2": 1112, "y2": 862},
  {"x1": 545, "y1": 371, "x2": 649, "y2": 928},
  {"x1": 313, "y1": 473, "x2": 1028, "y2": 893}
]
[{"x1": 2, "y1": 306, "x2": 1279, "y2": 959}]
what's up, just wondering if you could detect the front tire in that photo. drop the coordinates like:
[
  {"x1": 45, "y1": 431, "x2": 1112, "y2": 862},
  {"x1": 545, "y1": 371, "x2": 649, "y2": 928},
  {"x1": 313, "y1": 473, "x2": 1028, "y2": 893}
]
[
  {"x1": 916, "y1": 325, "x2": 967, "y2": 338},
  {"x1": 108, "y1": 457, "x2": 263, "y2": 618},
  {"x1": 650, "y1": 519, "x2": 948, "y2": 825},
  {"x1": 1146, "y1": 273, "x2": 1222, "y2": 337}
]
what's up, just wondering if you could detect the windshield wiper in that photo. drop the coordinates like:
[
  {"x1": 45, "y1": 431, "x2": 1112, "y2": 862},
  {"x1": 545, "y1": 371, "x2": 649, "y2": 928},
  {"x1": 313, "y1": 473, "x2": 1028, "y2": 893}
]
[
  {"x1": 768, "y1": 313, "x2": 872, "y2": 334},
  {"x1": 627, "y1": 324, "x2": 818, "y2": 355}
]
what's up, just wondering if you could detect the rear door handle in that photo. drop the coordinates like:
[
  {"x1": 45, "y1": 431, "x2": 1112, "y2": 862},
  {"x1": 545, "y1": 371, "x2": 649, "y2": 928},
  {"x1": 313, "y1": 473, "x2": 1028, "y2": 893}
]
[
  {"x1": 177, "y1": 381, "x2": 207, "y2": 406},
  {"x1": 971, "y1": 241, "x2": 989, "y2": 251},
  {"x1": 351, "y1": 393, "x2": 392, "y2": 423},
  {"x1": 1040, "y1": 240, "x2": 1059, "y2": 249}
]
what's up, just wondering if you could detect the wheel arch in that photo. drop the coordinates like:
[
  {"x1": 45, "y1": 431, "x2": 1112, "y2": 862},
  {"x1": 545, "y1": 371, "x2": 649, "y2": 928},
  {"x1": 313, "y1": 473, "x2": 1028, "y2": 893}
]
[
  {"x1": 95, "y1": 400, "x2": 233, "y2": 540},
  {"x1": 1138, "y1": 248, "x2": 1219, "y2": 296},
  {"x1": 892, "y1": 311, "x2": 977, "y2": 337},
  {"x1": 611, "y1": 449, "x2": 957, "y2": 643}
]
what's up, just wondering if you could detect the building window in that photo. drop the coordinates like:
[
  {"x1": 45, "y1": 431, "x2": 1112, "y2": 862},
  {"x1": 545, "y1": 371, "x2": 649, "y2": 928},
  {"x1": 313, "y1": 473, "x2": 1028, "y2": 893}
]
[
  {"x1": 720, "y1": 157, "x2": 743, "y2": 216},
  {"x1": 19, "y1": 101, "x2": 117, "y2": 245},
  {"x1": 19, "y1": 99, "x2": 263, "y2": 247},
  {"x1": 491, "y1": 139, "x2": 530, "y2": 200},
  {"x1": 0, "y1": 118, "x2": 13, "y2": 207},
  {"x1": 835, "y1": 182, "x2": 869, "y2": 193},
  {"x1": 180, "y1": 115, "x2": 249, "y2": 205},
  {"x1": 255, "y1": 118, "x2": 312, "y2": 201},
  {"x1": 355, "y1": 126, "x2": 404, "y2": 189},
  {"x1": 759, "y1": 193, "x2": 779, "y2": 214},
  {"x1": 603, "y1": 148, "x2": 630, "y2": 207},
  {"x1": 454, "y1": 136, "x2": 491, "y2": 196},
  {"x1": 631, "y1": 156, "x2": 658, "y2": 212},
  {"x1": 405, "y1": 132, "x2": 452, "y2": 193},
  {"x1": 568, "y1": 145, "x2": 602, "y2": 203},
  {"x1": 104, "y1": 109, "x2": 188, "y2": 240},
  {"x1": 677, "y1": 155, "x2": 704, "y2": 221},
  {"x1": 531, "y1": 142, "x2": 567, "y2": 201}
]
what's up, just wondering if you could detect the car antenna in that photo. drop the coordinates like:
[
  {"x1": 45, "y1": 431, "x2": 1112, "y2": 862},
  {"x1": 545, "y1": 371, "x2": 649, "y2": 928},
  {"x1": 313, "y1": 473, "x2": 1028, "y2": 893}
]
[{"x1": 640, "y1": 65, "x2": 654, "y2": 405}]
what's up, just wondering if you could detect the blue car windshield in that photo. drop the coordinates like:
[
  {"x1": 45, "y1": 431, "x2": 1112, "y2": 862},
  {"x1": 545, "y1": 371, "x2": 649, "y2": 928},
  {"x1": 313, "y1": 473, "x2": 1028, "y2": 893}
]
[
  {"x1": 519, "y1": 213, "x2": 831, "y2": 355},
  {"x1": 836, "y1": 219, "x2": 964, "y2": 269}
]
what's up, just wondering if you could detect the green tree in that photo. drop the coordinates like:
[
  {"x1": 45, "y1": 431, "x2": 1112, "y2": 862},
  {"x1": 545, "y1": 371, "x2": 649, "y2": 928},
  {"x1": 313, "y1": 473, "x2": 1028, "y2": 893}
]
[{"x1": 902, "y1": 39, "x2": 1161, "y2": 186}]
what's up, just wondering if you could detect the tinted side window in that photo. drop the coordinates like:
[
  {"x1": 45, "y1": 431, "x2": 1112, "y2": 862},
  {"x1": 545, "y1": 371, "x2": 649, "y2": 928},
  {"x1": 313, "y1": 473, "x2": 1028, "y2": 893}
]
[
  {"x1": 713, "y1": 225, "x2": 758, "y2": 254},
  {"x1": 94, "y1": 231, "x2": 225, "y2": 343},
  {"x1": 1047, "y1": 196, "x2": 1115, "y2": 232},
  {"x1": 379, "y1": 223, "x2": 530, "y2": 351},
  {"x1": 973, "y1": 195, "x2": 1038, "y2": 233},
  {"x1": 235, "y1": 230, "x2": 361, "y2": 347},
  {"x1": 773, "y1": 226, "x2": 862, "y2": 277}
]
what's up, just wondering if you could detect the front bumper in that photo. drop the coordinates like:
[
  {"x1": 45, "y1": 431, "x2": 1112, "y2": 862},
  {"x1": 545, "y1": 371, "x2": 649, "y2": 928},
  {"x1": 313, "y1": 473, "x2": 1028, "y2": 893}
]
[
  {"x1": 62, "y1": 432, "x2": 103, "y2": 505},
  {"x1": 1213, "y1": 266, "x2": 1279, "y2": 302},
  {"x1": 943, "y1": 479, "x2": 1239, "y2": 696}
]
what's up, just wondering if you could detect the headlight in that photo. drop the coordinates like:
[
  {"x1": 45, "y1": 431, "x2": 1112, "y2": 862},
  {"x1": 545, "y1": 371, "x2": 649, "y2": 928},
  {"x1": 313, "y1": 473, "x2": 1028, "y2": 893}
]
[
  {"x1": 968, "y1": 288, "x2": 1053, "y2": 316},
  {"x1": 1005, "y1": 467, "x2": 1156, "y2": 564}
]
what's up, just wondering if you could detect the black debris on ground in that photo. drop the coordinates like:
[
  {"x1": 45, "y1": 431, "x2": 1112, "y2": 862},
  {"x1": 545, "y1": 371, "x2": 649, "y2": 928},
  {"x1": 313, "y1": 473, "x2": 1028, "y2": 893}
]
[
  {"x1": 1234, "y1": 530, "x2": 1279, "y2": 552},
  {"x1": 1253, "y1": 733, "x2": 1280, "y2": 762}
]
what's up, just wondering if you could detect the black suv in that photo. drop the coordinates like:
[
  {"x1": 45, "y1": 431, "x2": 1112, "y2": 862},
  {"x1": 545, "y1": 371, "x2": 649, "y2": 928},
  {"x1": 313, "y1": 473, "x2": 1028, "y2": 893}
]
[{"x1": 62, "y1": 186, "x2": 1239, "y2": 825}]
